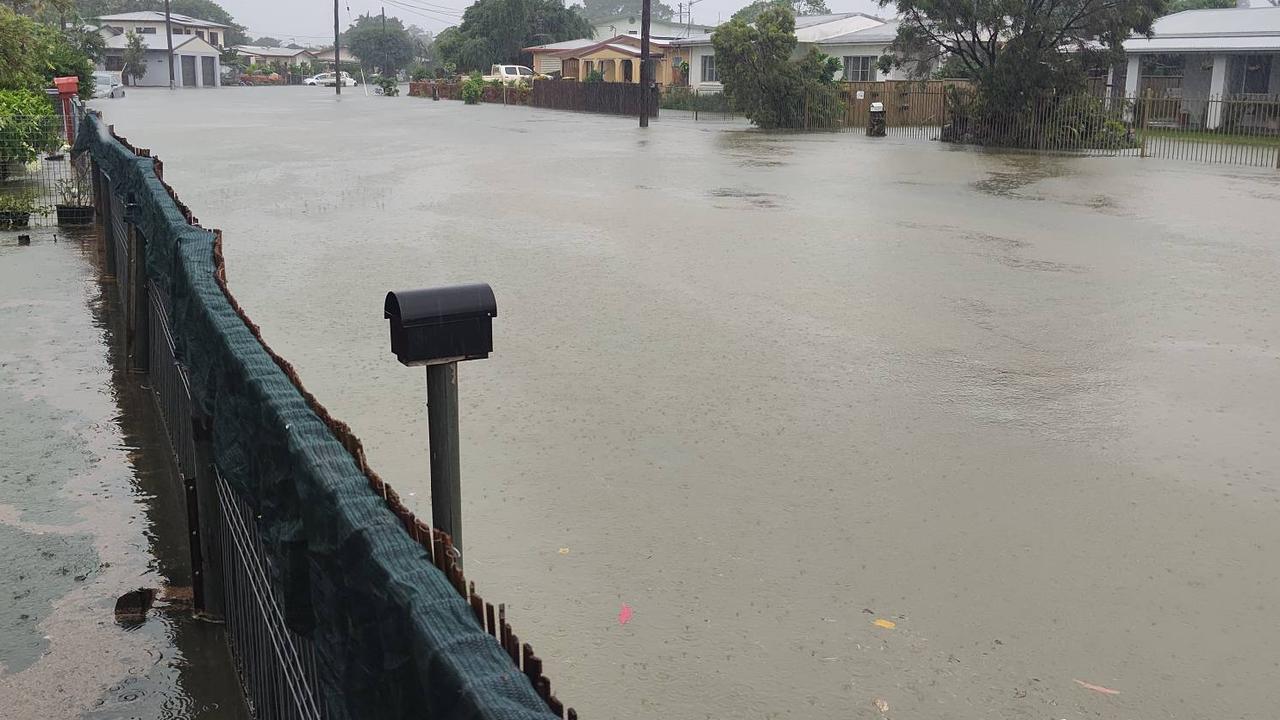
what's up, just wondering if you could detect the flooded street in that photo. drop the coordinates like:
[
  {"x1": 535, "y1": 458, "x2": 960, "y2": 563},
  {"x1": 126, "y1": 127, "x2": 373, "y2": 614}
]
[
  {"x1": 93, "y1": 87, "x2": 1280, "y2": 719},
  {"x1": 0, "y1": 229, "x2": 248, "y2": 719}
]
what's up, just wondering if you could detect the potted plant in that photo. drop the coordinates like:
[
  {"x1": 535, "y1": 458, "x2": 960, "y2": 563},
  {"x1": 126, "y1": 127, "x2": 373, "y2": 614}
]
[
  {"x1": 55, "y1": 170, "x2": 94, "y2": 225},
  {"x1": 0, "y1": 190, "x2": 43, "y2": 229}
]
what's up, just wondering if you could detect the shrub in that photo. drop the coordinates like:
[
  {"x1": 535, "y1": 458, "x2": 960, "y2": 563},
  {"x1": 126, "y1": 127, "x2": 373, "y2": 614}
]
[
  {"x1": 461, "y1": 72, "x2": 485, "y2": 104},
  {"x1": 585, "y1": 69, "x2": 604, "y2": 83},
  {"x1": 0, "y1": 90, "x2": 62, "y2": 181}
]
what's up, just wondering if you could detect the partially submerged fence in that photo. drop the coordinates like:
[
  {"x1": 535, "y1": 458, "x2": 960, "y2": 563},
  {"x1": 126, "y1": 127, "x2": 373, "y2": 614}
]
[
  {"x1": 1, "y1": 98, "x2": 92, "y2": 229},
  {"x1": 410, "y1": 79, "x2": 658, "y2": 117},
  {"x1": 75, "y1": 108, "x2": 577, "y2": 720}
]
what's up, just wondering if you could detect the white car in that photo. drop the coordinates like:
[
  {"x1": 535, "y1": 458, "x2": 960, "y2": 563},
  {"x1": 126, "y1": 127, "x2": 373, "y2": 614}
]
[
  {"x1": 92, "y1": 71, "x2": 126, "y2": 99},
  {"x1": 482, "y1": 65, "x2": 536, "y2": 84},
  {"x1": 306, "y1": 72, "x2": 358, "y2": 87}
]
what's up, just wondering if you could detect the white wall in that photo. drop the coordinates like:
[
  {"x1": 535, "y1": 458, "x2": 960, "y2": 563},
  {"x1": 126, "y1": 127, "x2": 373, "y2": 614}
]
[
  {"x1": 820, "y1": 43, "x2": 917, "y2": 81},
  {"x1": 593, "y1": 18, "x2": 714, "y2": 39},
  {"x1": 687, "y1": 44, "x2": 722, "y2": 92}
]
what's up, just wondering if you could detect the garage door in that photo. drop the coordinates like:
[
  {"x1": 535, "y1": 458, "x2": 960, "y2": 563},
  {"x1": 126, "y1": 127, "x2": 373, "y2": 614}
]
[
  {"x1": 202, "y1": 56, "x2": 215, "y2": 86},
  {"x1": 181, "y1": 55, "x2": 197, "y2": 87}
]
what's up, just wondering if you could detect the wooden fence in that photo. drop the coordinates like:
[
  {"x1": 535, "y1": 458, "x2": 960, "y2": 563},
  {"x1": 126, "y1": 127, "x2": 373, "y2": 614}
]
[
  {"x1": 838, "y1": 79, "x2": 973, "y2": 129},
  {"x1": 530, "y1": 80, "x2": 658, "y2": 117}
]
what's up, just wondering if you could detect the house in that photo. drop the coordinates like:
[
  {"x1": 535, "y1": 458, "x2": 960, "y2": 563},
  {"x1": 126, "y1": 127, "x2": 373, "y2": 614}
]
[
  {"x1": 817, "y1": 21, "x2": 922, "y2": 82},
  {"x1": 1121, "y1": 4, "x2": 1280, "y2": 129},
  {"x1": 670, "y1": 13, "x2": 886, "y2": 92},
  {"x1": 235, "y1": 45, "x2": 318, "y2": 68},
  {"x1": 546, "y1": 35, "x2": 690, "y2": 85},
  {"x1": 98, "y1": 32, "x2": 222, "y2": 87},
  {"x1": 525, "y1": 38, "x2": 597, "y2": 75},
  {"x1": 314, "y1": 46, "x2": 362, "y2": 69},
  {"x1": 590, "y1": 15, "x2": 714, "y2": 40},
  {"x1": 96, "y1": 10, "x2": 229, "y2": 47}
]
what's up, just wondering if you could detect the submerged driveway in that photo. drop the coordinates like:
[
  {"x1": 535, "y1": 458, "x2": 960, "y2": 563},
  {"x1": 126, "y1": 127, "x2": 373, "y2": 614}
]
[{"x1": 93, "y1": 86, "x2": 1280, "y2": 719}]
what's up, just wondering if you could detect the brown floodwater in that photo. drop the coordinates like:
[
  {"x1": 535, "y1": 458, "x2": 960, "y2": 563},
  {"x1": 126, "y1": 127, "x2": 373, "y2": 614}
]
[
  {"x1": 91, "y1": 86, "x2": 1280, "y2": 719},
  {"x1": 0, "y1": 228, "x2": 248, "y2": 719}
]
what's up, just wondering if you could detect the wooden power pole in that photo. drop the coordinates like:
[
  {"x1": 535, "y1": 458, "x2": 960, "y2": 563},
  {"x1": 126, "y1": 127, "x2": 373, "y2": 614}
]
[
  {"x1": 640, "y1": 0, "x2": 651, "y2": 127},
  {"x1": 164, "y1": 0, "x2": 175, "y2": 89},
  {"x1": 334, "y1": 0, "x2": 341, "y2": 95}
]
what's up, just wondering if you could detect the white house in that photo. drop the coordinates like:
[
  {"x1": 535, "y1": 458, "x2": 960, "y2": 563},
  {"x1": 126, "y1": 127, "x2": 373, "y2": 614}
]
[
  {"x1": 235, "y1": 45, "x2": 318, "y2": 68},
  {"x1": 313, "y1": 46, "x2": 361, "y2": 69},
  {"x1": 1121, "y1": 4, "x2": 1280, "y2": 129},
  {"x1": 591, "y1": 15, "x2": 714, "y2": 40},
  {"x1": 97, "y1": 10, "x2": 229, "y2": 47},
  {"x1": 98, "y1": 32, "x2": 222, "y2": 87},
  {"x1": 670, "y1": 12, "x2": 887, "y2": 92},
  {"x1": 817, "y1": 21, "x2": 922, "y2": 81}
]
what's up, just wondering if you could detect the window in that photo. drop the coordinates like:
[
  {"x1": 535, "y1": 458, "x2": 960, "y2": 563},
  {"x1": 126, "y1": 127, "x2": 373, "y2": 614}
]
[
  {"x1": 209, "y1": 31, "x2": 219, "y2": 45},
  {"x1": 519, "y1": 67, "x2": 532, "y2": 76},
  {"x1": 137, "y1": 26, "x2": 156, "y2": 34},
  {"x1": 700, "y1": 54, "x2": 717, "y2": 83},
  {"x1": 196, "y1": 30, "x2": 205, "y2": 39},
  {"x1": 105, "y1": 56, "x2": 125, "y2": 71},
  {"x1": 843, "y1": 56, "x2": 876, "y2": 82}
]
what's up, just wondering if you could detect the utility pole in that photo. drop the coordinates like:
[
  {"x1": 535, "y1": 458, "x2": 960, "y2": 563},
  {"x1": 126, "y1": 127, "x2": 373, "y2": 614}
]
[
  {"x1": 164, "y1": 0, "x2": 175, "y2": 89},
  {"x1": 334, "y1": 0, "x2": 341, "y2": 95},
  {"x1": 382, "y1": 7, "x2": 389, "y2": 78},
  {"x1": 639, "y1": 0, "x2": 651, "y2": 127}
]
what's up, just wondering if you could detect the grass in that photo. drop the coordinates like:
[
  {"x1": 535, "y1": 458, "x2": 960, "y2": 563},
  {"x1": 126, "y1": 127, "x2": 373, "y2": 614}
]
[{"x1": 1139, "y1": 127, "x2": 1280, "y2": 148}]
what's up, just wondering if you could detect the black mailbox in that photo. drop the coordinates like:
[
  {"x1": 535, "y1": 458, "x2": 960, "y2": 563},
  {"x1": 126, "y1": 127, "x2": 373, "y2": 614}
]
[{"x1": 384, "y1": 284, "x2": 497, "y2": 366}]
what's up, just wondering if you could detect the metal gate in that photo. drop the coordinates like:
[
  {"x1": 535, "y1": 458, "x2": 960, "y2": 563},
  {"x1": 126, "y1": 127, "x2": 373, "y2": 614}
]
[
  {"x1": 202, "y1": 57, "x2": 216, "y2": 87},
  {"x1": 182, "y1": 56, "x2": 197, "y2": 87}
]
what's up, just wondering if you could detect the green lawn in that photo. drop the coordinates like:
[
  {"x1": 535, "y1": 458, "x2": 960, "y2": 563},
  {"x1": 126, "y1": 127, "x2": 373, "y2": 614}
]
[{"x1": 1139, "y1": 128, "x2": 1280, "y2": 148}]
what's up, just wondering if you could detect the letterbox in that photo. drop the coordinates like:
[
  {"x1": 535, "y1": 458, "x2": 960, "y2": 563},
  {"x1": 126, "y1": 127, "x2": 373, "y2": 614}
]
[{"x1": 384, "y1": 284, "x2": 497, "y2": 366}]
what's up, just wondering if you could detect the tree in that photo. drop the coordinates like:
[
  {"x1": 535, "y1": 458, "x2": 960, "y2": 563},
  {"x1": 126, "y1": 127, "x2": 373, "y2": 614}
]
[
  {"x1": 438, "y1": 0, "x2": 593, "y2": 71},
  {"x1": 345, "y1": 13, "x2": 416, "y2": 75},
  {"x1": 879, "y1": 0, "x2": 1166, "y2": 106},
  {"x1": 712, "y1": 5, "x2": 844, "y2": 128},
  {"x1": 730, "y1": 0, "x2": 829, "y2": 23},
  {"x1": 575, "y1": 0, "x2": 674, "y2": 22},
  {"x1": 1165, "y1": 0, "x2": 1231, "y2": 10},
  {"x1": 122, "y1": 29, "x2": 147, "y2": 84},
  {"x1": 0, "y1": 6, "x2": 95, "y2": 98},
  {"x1": 251, "y1": 36, "x2": 281, "y2": 47}
]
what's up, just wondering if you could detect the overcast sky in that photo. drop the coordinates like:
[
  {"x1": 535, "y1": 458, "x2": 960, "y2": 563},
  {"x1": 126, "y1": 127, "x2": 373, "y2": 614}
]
[{"x1": 215, "y1": 0, "x2": 886, "y2": 44}]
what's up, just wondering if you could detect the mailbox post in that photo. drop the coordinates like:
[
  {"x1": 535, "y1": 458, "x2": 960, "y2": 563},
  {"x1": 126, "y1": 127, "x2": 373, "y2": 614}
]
[{"x1": 384, "y1": 284, "x2": 497, "y2": 567}]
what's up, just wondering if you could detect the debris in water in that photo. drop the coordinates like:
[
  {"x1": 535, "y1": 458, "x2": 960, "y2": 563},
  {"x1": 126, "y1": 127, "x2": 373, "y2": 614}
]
[
  {"x1": 1073, "y1": 679, "x2": 1120, "y2": 695},
  {"x1": 558, "y1": 547, "x2": 570, "y2": 555},
  {"x1": 618, "y1": 603, "x2": 633, "y2": 625},
  {"x1": 873, "y1": 697, "x2": 890, "y2": 714},
  {"x1": 114, "y1": 588, "x2": 156, "y2": 627},
  {"x1": 873, "y1": 618, "x2": 896, "y2": 629}
]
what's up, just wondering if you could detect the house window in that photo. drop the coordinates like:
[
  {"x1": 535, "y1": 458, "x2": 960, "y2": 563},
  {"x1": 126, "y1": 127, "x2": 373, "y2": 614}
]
[
  {"x1": 109, "y1": 25, "x2": 124, "y2": 33},
  {"x1": 585, "y1": 60, "x2": 594, "y2": 76},
  {"x1": 843, "y1": 56, "x2": 876, "y2": 82},
  {"x1": 105, "y1": 56, "x2": 125, "y2": 71},
  {"x1": 209, "y1": 31, "x2": 219, "y2": 45},
  {"x1": 136, "y1": 26, "x2": 156, "y2": 34},
  {"x1": 196, "y1": 30, "x2": 205, "y2": 39},
  {"x1": 1235, "y1": 54, "x2": 1273, "y2": 95},
  {"x1": 700, "y1": 54, "x2": 717, "y2": 82}
]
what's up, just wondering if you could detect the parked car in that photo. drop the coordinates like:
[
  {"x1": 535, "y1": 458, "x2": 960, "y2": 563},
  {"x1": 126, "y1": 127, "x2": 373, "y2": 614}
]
[
  {"x1": 306, "y1": 72, "x2": 358, "y2": 87},
  {"x1": 92, "y1": 71, "x2": 126, "y2": 99},
  {"x1": 482, "y1": 65, "x2": 536, "y2": 84}
]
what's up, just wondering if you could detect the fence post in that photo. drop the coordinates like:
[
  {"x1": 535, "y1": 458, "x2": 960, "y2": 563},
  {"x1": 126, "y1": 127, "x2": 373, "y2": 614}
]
[
  {"x1": 1140, "y1": 90, "x2": 1151, "y2": 159},
  {"x1": 189, "y1": 409, "x2": 224, "y2": 620},
  {"x1": 128, "y1": 225, "x2": 150, "y2": 372}
]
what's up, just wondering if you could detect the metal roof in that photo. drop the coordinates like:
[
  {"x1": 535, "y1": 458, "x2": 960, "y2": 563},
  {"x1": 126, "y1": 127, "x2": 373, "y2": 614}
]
[
  {"x1": 819, "y1": 20, "x2": 901, "y2": 45},
  {"x1": 524, "y1": 38, "x2": 597, "y2": 52},
  {"x1": 1124, "y1": 7, "x2": 1280, "y2": 53},
  {"x1": 102, "y1": 33, "x2": 218, "y2": 53},
  {"x1": 97, "y1": 10, "x2": 228, "y2": 28},
  {"x1": 235, "y1": 45, "x2": 316, "y2": 58}
]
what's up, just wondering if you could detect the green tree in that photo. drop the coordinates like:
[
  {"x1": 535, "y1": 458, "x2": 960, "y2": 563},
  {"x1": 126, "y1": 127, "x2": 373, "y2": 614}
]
[
  {"x1": 251, "y1": 36, "x2": 281, "y2": 47},
  {"x1": 344, "y1": 12, "x2": 416, "y2": 74},
  {"x1": 0, "y1": 6, "x2": 95, "y2": 98},
  {"x1": 122, "y1": 29, "x2": 147, "y2": 84},
  {"x1": 730, "y1": 0, "x2": 829, "y2": 23},
  {"x1": 439, "y1": 0, "x2": 592, "y2": 71},
  {"x1": 575, "y1": 0, "x2": 675, "y2": 23},
  {"x1": 1165, "y1": 0, "x2": 1232, "y2": 10},
  {"x1": 711, "y1": 5, "x2": 844, "y2": 128}
]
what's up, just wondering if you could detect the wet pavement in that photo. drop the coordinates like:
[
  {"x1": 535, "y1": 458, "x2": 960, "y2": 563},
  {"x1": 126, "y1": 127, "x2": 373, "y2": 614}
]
[
  {"x1": 91, "y1": 87, "x2": 1280, "y2": 719},
  {"x1": 0, "y1": 228, "x2": 248, "y2": 719}
]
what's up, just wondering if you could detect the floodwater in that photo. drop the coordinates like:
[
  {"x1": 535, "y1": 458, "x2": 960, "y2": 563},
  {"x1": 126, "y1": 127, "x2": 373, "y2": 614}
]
[
  {"x1": 93, "y1": 87, "x2": 1280, "y2": 719},
  {"x1": 0, "y1": 228, "x2": 248, "y2": 719}
]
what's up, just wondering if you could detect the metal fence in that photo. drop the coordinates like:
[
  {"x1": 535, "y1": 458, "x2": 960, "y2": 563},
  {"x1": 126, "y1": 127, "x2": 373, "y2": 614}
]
[
  {"x1": 1, "y1": 111, "x2": 91, "y2": 229},
  {"x1": 83, "y1": 108, "x2": 577, "y2": 720}
]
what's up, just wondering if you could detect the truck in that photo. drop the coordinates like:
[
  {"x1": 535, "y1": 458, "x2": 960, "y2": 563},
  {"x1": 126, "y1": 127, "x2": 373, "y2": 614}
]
[{"x1": 482, "y1": 65, "x2": 536, "y2": 84}]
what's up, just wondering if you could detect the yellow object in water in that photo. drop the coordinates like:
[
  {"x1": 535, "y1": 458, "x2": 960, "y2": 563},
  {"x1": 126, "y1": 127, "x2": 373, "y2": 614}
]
[{"x1": 873, "y1": 619, "x2": 896, "y2": 629}]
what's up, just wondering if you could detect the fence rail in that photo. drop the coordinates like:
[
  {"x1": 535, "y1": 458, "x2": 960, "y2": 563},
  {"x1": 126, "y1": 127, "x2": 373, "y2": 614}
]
[{"x1": 77, "y1": 105, "x2": 576, "y2": 720}]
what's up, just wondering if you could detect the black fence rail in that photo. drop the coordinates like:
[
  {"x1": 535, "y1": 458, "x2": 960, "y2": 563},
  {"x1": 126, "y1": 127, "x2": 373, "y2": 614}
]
[
  {"x1": 77, "y1": 106, "x2": 577, "y2": 720},
  {"x1": 530, "y1": 79, "x2": 658, "y2": 117}
]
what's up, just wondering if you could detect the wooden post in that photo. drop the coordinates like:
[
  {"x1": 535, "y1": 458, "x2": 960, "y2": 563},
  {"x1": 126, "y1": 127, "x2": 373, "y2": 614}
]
[
  {"x1": 639, "y1": 0, "x2": 651, "y2": 127},
  {"x1": 1140, "y1": 88, "x2": 1152, "y2": 158},
  {"x1": 164, "y1": 0, "x2": 175, "y2": 90},
  {"x1": 426, "y1": 362, "x2": 463, "y2": 567}
]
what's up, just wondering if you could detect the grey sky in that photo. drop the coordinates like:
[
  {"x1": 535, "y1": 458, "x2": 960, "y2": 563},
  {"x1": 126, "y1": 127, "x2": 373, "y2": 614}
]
[{"x1": 215, "y1": 0, "x2": 885, "y2": 45}]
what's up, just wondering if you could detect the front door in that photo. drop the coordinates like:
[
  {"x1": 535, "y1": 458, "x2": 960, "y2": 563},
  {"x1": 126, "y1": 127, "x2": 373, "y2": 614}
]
[
  {"x1": 201, "y1": 56, "x2": 215, "y2": 86},
  {"x1": 181, "y1": 55, "x2": 197, "y2": 87}
]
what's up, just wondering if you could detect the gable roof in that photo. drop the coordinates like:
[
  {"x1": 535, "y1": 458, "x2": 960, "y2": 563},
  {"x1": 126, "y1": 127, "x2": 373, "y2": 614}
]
[
  {"x1": 819, "y1": 20, "x2": 900, "y2": 45},
  {"x1": 523, "y1": 38, "x2": 597, "y2": 53},
  {"x1": 549, "y1": 34, "x2": 673, "y2": 59},
  {"x1": 103, "y1": 32, "x2": 220, "y2": 54},
  {"x1": 1124, "y1": 7, "x2": 1280, "y2": 52},
  {"x1": 97, "y1": 10, "x2": 228, "y2": 28}
]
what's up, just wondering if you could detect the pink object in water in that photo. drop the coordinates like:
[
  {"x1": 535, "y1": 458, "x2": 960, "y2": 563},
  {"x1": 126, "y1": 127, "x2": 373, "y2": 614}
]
[
  {"x1": 618, "y1": 603, "x2": 633, "y2": 625},
  {"x1": 1073, "y1": 679, "x2": 1121, "y2": 695}
]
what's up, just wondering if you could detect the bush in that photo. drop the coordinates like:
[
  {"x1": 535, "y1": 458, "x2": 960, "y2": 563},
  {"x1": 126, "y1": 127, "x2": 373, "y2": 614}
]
[
  {"x1": 585, "y1": 69, "x2": 604, "y2": 83},
  {"x1": 461, "y1": 72, "x2": 485, "y2": 104},
  {"x1": 0, "y1": 90, "x2": 62, "y2": 181},
  {"x1": 409, "y1": 64, "x2": 431, "y2": 81},
  {"x1": 942, "y1": 88, "x2": 1136, "y2": 150},
  {"x1": 660, "y1": 86, "x2": 732, "y2": 113}
]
